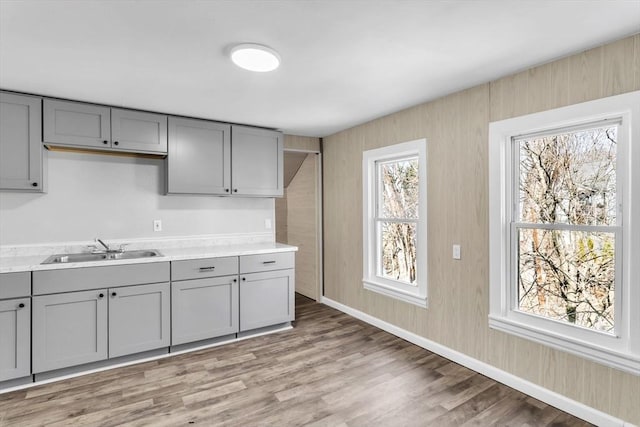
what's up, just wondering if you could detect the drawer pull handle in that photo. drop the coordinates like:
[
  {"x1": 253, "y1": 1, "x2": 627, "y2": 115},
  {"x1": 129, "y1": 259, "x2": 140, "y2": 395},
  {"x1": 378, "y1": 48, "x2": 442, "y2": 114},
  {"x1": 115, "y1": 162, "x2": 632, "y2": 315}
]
[
  {"x1": 199, "y1": 266, "x2": 216, "y2": 271},
  {"x1": 262, "y1": 260, "x2": 276, "y2": 264}
]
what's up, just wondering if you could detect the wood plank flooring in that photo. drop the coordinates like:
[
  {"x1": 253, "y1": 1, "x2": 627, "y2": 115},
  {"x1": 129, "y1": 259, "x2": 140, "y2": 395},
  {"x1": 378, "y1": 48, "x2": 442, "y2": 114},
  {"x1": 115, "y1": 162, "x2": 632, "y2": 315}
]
[{"x1": 0, "y1": 295, "x2": 591, "y2": 426}]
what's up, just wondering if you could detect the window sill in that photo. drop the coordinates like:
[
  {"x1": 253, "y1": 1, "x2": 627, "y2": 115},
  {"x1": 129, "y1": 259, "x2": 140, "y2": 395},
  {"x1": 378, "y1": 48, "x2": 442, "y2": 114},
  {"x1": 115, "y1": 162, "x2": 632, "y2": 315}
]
[
  {"x1": 488, "y1": 315, "x2": 639, "y2": 375},
  {"x1": 363, "y1": 280, "x2": 427, "y2": 308}
]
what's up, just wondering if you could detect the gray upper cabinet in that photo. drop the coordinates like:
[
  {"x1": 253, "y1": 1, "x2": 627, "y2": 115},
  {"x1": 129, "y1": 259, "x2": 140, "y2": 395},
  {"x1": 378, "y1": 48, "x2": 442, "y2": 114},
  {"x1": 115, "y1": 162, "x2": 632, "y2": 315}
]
[
  {"x1": 108, "y1": 282, "x2": 170, "y2": 358},
  {"x1": 167, "y1": 121, "x2": 282, "y2": 197},
  {"x1": 111, "y1": 109, "x2": 167, "y2": 153},
  {"x1": 43, "y1": 99, "x2": 111, "y2": 148},
  {"x1": 43, "y1": 99, "x2": 167, "y2": 154},
  {"x1": 0, "y1": 92, "x2": 43, "y2": 191},
  {"x1": 32, "y1": 289, "x2": 108, "y2": 373},
  {"x1": 0, "y1": 297, "x2": 31, "y2": 382},
  {"x1": 167, "y1": 117, "x2": 231, "y2": 195},
  {"x1": 231, "y1": 125, "x2": 283, "y2": 197}
]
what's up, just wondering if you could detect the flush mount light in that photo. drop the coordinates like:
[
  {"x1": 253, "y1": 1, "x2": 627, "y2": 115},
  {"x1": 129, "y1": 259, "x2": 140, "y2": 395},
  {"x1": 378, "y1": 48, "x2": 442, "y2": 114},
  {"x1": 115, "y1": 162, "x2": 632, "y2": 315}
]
[{"x1": 230, "y1": 43, "x2": 281, "y2": 72}]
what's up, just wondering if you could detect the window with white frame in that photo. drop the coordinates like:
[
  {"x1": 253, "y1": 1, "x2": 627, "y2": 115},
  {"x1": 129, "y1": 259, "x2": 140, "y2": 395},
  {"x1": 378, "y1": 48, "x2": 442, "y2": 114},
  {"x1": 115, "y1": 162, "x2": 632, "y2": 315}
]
[
  {"x1": 489, "y1": 91, "x2": 639, "y2": 374},
  {"x1": 363, "y1": 139, "x2": 427, "y2": 308}
]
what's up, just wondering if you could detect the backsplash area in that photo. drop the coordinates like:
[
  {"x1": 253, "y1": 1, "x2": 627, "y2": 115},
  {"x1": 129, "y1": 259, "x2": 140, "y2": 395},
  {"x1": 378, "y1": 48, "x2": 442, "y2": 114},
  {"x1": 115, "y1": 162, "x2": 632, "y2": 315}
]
[{"x1": 0, "y1": 150, "x2": 275, "y2": 246}]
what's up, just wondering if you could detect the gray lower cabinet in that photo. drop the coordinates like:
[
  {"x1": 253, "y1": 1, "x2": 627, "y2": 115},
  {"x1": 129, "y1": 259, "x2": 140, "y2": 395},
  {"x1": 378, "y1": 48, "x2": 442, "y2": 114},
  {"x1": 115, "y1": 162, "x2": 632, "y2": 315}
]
[
  {"x1": 109, "y1": 282, "x2": 170, "y2": 358},
  {"x1": 171, "y1": 276, "x2": 239, "y2": 345},
  {"x1": 43, "y1": 99, "x2": 167, "y2": 154},
  {"x1": 239, "y1": 269, "x2": 294, "y2": 331},
  {"x1": 231, "y1": 125, "x2": 283, "y2": 197},
  {"x1": 0, "y1": 298, "x2": 31, "y2": 382},
  {"x1": 167, "y1": 117, "x2": 231, "y2": 195},
  {"x1": 0, "y1": 92, "x2": 43, "y2": 191},
  {"x1": 32, "y1": 289, "x2": 108, "y2": 373}
]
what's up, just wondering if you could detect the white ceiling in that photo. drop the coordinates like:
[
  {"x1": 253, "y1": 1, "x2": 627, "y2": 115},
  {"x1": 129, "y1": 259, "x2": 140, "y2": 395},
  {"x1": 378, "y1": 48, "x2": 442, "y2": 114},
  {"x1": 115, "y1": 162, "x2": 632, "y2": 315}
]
[{"x1": 1, "y1": 1, "x2": 638, "y2": 137}]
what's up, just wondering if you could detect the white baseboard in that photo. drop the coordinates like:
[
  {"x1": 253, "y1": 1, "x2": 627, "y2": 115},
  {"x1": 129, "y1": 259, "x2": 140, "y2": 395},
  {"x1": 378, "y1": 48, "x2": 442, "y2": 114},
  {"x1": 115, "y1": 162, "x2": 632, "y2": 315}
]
[{"x1": 321, "y1": 296, "x2": 634, "y2": 427}]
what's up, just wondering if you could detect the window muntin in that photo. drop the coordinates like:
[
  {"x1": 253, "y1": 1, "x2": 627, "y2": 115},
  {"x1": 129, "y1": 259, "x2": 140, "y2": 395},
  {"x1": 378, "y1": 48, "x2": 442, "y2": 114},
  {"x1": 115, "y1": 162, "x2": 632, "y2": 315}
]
[
  {"x1": 513, "y1": 123, "x2": 620, "y2": 334},
  {"x1": 376, "y1": 157, "x2": 419, "y2": 285}
]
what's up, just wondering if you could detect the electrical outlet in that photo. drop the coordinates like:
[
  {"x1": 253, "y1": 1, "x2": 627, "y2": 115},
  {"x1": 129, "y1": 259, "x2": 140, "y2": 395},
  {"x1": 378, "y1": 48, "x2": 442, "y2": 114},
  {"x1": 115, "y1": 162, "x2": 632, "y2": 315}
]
[
  {"x1": 453, "y1": 244, "x2": 461, "y2": 260},
  {"x1": 265, "y1": 218, "x2": 272, "y2": 230},
  {"x1": 153, "y1": 219, "x2": 162, "y2": 232}
]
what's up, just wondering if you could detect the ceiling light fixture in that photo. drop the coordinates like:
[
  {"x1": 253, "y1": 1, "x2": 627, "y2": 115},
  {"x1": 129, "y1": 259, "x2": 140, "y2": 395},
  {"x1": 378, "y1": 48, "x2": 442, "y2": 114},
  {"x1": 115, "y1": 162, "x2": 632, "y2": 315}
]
[{"x1": 230, "y1": 43, "x2": 281, "y2": 72}]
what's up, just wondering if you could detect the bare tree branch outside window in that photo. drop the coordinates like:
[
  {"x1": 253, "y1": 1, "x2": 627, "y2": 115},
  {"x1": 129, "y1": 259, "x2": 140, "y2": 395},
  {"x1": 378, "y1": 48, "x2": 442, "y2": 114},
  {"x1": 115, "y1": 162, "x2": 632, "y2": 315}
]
[
  {"x1": 516, "y1": 125, "x2": 617, "y2": 333},
  {"x1": 377, "y1": 157, "x2": 418, "y2": 285}
]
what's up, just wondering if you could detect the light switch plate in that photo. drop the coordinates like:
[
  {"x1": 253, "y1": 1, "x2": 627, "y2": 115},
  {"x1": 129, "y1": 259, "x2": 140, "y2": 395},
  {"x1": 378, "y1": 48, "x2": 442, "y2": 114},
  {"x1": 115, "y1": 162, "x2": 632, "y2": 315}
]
[
  {"x1": 153, "y1": 219, "x2": 162, "y2": 232},
  {"x1": 453, "y1": 244, "x2": 461, "y2": 260},
  {"x1": 265, "y1": 218, "x2": 272, "y2": 229}
]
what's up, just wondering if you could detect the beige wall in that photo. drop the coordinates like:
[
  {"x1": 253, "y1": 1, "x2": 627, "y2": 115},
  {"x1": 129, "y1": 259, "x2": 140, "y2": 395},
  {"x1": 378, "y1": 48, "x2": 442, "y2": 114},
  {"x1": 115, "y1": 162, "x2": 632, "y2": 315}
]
[
  {"x1": 287, "y1": 153, "x2": 320, "y2": 300},
  {"x1": 284, "y1": 134, "x2": 321, "y2": 152},
  {"x1": 323, "y1": 34, "x2": 640, "y2": 423}
]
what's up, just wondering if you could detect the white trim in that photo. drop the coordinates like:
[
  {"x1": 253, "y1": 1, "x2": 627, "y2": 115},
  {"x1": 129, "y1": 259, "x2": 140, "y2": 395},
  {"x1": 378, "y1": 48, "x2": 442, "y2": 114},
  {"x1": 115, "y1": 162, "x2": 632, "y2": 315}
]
[
  {"x1": 362, "y1": 139, "x2": 427, "y2": 306},
  {"x1": 488, "y1": 90, "x2": 640, "y2": 374},
  {"x1": 321, "y1": 296, "x2": 631, "y2": 427}
]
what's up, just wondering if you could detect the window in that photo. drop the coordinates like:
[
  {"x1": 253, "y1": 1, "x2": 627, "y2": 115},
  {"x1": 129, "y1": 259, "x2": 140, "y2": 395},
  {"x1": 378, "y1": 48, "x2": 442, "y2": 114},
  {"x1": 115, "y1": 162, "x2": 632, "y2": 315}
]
[
  {"x1": 363, "y1": 139, "x2": 427, "y2": 307},
  {"x1": 489, "y1": 91, "x2": 640, "y2": 374}
]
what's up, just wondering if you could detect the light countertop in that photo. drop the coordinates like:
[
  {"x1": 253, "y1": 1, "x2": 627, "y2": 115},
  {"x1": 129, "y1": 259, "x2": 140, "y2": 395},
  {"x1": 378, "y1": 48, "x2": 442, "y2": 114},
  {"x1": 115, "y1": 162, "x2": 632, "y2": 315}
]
[{"x1": 0, "y1": 242, "x2": 297, "y2": 274}]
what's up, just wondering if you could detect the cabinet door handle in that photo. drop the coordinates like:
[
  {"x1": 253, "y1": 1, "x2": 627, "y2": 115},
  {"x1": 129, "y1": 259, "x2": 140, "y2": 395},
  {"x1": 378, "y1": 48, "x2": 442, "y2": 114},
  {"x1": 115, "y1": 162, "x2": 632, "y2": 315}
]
[
  {"x1": 262, "y1": 260, "x2": 276, "y2": 264},
  {"x1": 233, "y1": 278, "x2": 237, "y2": 282},
  {"x1": 242, "y1": 277, "x2": 246, "y2": 281},
  {"x1": 114, "y1": 141, "x2": 119, "y2": 146},
  {"x1": 199, "y1": 266, "x2": 216, "y2": 271},
  {"x1": 103, "y1": 140, "x2": 108, "y2": 145},
  {"x1": 18, "y1": 303, "x2": 25, "y2": 309},
  {"x1": 111, "y1": 292, "x2": 117, "y2": 297},
  {"x1": 225, "y1": 189, "x2": 230, "y2": 193},
  {"x1": 98, "y1": 293, "x2": 104, "y2": 298},
  {"x1": 32, "y1": 182, "x2": 38, "y2": 187},
  {"x1": 233, "y1": 189, "x2": 238, "y2": 193}
]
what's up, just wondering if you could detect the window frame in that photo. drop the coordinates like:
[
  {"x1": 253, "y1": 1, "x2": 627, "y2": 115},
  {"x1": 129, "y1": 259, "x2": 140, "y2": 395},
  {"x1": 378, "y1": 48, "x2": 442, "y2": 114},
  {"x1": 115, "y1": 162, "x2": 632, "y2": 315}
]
[
  {"x1": 489, "y1": 90, "x2": 640, "y2": 375},
  {"x1": 363, "y1": 139, "x2": 427, "y2": 308}
]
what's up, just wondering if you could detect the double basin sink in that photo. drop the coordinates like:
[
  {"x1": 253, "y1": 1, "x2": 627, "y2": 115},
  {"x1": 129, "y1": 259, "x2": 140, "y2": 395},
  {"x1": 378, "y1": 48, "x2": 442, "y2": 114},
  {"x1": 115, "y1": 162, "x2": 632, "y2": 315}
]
[{"x1": 42, "y1": 249, "x2": 163, "y2": 265}]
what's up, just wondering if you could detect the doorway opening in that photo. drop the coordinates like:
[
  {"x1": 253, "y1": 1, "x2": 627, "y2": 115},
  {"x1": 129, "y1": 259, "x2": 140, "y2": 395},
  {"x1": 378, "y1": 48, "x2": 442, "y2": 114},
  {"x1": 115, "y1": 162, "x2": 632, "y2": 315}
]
[{"x1": 276, "y1": 150, "x2": 323, "y2": 301}]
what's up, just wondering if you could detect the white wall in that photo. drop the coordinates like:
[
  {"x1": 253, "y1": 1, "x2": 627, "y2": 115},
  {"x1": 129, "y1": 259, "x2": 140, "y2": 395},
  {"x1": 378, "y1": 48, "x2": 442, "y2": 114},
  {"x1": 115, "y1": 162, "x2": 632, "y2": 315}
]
[{"x1": 0, "y1": 150, "x2": 275, "y2": 245}]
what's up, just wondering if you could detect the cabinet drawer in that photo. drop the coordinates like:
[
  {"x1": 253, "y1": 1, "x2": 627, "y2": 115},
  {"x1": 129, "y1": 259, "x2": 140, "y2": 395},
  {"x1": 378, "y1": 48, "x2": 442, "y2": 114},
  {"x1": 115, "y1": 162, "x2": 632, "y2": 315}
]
[
  {"x1": 171, "y1": 257, "x2": 238, "y2": 281},
  {"x1": 33, "y1": 262, "x2": 170, "y2": 295},
  {"x1": 240, "y1": 252, "x2": 294, "y2": 274},
  {"x1": 0, "y1": 272, "x2": 30, "y2": 299}
]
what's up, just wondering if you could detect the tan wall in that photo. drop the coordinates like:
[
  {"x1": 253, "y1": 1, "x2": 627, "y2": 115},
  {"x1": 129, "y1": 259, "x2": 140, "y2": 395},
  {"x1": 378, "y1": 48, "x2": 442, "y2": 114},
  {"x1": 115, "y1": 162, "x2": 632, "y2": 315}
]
[
  {"x1": 287, "y1": 154, "x2": 320, "y2": 300},
  {"x1": 323, "y1": 34, "x2": 640, "y2": 423},
  {"x1": 275, "y1": 190, "x2": 287, "y2": 243},
  {"x1": 284, "y1": 134, "x2": 321, "y2": 151}
]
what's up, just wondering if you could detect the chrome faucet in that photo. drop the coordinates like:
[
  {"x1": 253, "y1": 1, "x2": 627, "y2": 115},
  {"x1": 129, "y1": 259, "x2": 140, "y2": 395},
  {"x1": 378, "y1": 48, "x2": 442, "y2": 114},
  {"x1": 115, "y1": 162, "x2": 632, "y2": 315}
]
[
  {"x1": 96, "y1": 238, "x2": 111, "y2": 252},
  {"x1": 92, "y1": 238, "x2": 127, "y2": 254}
]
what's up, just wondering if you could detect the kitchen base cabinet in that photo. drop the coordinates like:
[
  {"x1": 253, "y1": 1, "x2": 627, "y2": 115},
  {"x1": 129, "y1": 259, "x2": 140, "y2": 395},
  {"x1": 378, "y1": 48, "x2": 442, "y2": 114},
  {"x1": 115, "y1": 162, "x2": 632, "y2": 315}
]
[
  {"x1": 171, "y1": 277, "x2": 239, "y2": 345},
  {"x1": 33, "y1": 290, "x2": 108, "y2": 373},
  {"x1": 239, "y1": 269, "x2": 294, "y2": 332},
  {"x1": 109, "y1": 282, "x2": 170, "y2": 358},
  {"x1": 0, "y1": 298, "x2": 31, "y2": 382}
]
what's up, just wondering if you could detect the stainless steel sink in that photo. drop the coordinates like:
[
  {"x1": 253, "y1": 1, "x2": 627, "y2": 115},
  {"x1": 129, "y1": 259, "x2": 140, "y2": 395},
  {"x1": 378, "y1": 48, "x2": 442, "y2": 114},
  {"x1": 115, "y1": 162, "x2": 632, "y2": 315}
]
[{"x1": 42, "y1": 249, "x2": 163, "y2": 264}]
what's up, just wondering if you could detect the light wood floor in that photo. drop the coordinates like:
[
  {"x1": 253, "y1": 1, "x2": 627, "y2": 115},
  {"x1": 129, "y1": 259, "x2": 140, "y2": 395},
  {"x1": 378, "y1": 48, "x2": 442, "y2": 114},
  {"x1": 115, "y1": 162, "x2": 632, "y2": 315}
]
[{"x1": 0, "y1": 294, "x2": 591, "y2": 427}]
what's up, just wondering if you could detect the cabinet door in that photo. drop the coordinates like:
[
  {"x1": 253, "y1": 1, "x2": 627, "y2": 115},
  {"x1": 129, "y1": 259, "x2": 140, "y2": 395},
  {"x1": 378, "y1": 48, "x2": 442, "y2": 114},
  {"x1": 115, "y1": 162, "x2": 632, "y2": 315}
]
[
  {"x1": 111, "y1": 109, "x2": 167, "y2": 154},
  {"x1": 239, "y1": 269, "x2": 294, "y2": 331},
  {"x1": 32, "y1": 290, "x2": 108, "y2": 373},
  {"x1": 43, "y1": 99, "x2": 111, "y2": 148},
  {"x1": 172, "y1": 277, "x2": 239, "y2": 345},
  {"x1": 108, "y1": 282, "x2": 170, "y2": 358},
  {"x1": 231, "y1": 126, "x2": 283, "y2": 197},
  {"x1": 167, "y1": 117, "x2": 231, "y2": 194},
  {"x1": 0, "y1": 92, "x2": 42, "y2": 191},
  {"x1": 0, "y1": 298, "x2": 30, "y2": 381}
]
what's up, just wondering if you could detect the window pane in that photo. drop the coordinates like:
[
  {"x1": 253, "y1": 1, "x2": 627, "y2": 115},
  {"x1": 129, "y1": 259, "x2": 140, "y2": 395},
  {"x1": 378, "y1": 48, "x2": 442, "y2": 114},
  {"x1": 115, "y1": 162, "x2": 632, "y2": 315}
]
[
  {"x1": 518, "y1": 125, "x2": 617, "y2": 225},
  {"x1": 518, "y1": 228, "x2": 615, "y2": 333},
  {"x1": 379, "y1": 221, "x2": 417, "y2": 285},
  {"x1": 378, "y1": 157, "x2": 419, "y2": 219}
]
